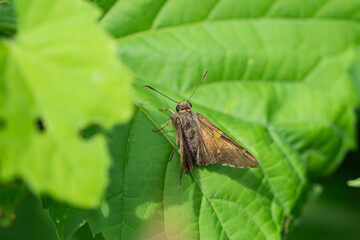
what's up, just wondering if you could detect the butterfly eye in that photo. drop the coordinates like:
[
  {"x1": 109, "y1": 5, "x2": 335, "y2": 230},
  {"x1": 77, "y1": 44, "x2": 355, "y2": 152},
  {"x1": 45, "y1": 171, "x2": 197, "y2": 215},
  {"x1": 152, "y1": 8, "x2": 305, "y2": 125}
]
[
  {"x1": 188, "y1": 102, "x2": 192, "y2": 107},
  {"x1": 176, "y1": 105, "x2": 180, "y2": 112}
]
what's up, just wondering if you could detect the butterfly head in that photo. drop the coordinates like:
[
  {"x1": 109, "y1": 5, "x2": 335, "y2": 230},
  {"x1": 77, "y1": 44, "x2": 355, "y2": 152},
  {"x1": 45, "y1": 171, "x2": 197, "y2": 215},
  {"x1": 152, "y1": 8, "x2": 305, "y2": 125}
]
[{"x1": 176, "y1": 101, "x2": 192, "y2": 112}]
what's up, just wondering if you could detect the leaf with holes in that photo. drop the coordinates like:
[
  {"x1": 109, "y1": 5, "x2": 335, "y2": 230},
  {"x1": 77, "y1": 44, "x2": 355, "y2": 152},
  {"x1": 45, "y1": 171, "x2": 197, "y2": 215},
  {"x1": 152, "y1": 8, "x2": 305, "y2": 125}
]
[
  {"x1": 47, "y1": 0, "x2": 360, "y2": 239},
  {"x1": 0, "y1": 0, "x2": 132, "y2": 208}
]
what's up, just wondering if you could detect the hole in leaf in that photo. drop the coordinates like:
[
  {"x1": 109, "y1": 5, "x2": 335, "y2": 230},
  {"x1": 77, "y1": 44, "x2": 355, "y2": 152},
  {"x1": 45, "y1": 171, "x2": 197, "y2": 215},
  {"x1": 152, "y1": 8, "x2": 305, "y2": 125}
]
[
  {"x1": 35, "y1": 118, "x2": 46, "y2": 133},
  {"x1": 80, "y1": 124, "x2": 102, "y2": 140}
]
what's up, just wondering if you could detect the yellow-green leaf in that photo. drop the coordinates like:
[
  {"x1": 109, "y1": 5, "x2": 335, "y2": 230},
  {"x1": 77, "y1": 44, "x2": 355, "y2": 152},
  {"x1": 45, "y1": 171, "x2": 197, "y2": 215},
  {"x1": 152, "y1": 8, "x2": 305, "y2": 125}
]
[{"x1": 0, "y1": 0, "x2": 132, "y2": 207}]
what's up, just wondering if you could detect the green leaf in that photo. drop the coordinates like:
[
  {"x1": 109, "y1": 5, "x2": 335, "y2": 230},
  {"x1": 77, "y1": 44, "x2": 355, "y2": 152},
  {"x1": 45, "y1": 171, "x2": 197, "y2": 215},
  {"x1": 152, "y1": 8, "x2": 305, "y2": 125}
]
[
  {"x1": 349, "y1": 47, "x2": 360, "y2": 98},
  {"x1": 347, "y1": 177, "x2": 360, "y2": 187},
  {"x1": 49, "y1": 0, "x2": 360, "y2": 239},
  {"x1": 0, "y1": 0, "x2": 132, "y2": 208},
  {"x1": 42, "y1": 197, "x2": 95, "y2": 240},
  {"x1": 0, "y1": 1, "x2": 16, "y2": 37},
  {"x1": 86, "y1": 0, "x2": 117, "y2": 15},
  {"x1": 101, "y1": 0, "x2": 360, "y2": 38},
  {"x1": 0, "y1": 41, "x2": 7, "y2": 107},
  {"x1": 0, "y1": 183, "x2": 26, "y2": 227}
]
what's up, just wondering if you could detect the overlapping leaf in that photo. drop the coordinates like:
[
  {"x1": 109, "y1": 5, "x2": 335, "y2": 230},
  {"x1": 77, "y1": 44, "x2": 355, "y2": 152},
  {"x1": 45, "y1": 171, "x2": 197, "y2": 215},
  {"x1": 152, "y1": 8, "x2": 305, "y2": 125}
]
[
  {"x1": 0, "y1": 0, "x2": 132, "y2": 207},
  {"x1": 48, "y1": 0, "x2": 360, "y2": 239}
]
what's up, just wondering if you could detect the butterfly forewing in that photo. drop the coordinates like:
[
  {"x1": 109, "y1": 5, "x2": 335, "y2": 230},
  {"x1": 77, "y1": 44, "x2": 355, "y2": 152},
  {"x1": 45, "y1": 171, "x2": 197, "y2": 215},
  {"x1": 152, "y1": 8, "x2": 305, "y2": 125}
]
[{"x1": 195, "y1": 113, "x2": 259, "y2": 168}]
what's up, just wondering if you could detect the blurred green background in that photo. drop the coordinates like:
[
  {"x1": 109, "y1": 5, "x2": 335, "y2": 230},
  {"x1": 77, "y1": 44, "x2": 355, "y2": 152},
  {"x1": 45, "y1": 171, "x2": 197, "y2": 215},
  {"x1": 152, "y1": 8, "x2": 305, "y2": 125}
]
[{"x1": 289, "y1": 123, "x2": 360, "y2": 240}]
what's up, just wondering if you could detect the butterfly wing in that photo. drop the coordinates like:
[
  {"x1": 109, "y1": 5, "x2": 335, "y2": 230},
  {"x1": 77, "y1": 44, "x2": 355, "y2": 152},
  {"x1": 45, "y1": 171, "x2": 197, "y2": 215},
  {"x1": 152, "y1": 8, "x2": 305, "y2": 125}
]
[{"x1": 195, "y1": 113, "x2": 259, "y2": 168}]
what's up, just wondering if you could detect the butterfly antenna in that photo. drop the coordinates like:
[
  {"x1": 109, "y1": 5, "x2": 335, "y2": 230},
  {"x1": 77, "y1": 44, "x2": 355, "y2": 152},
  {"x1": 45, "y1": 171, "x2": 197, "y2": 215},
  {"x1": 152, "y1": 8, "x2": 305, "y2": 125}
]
[
  {"x1": 143, "y1": 85, "x2": 178, "y2": 103},
  {"x1": 187, "y1": 70, "x2": 208, "y2": 102}
]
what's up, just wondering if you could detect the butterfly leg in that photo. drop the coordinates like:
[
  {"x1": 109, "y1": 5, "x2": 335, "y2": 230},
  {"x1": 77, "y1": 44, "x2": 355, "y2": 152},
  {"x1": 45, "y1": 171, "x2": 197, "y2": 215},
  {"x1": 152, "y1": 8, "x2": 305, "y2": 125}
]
[
  {"x1": 153, "y1": 108, "x2": 176, "y2": 131},
  {"x1": 168, "y1": 133, "x2": 178, "y2": 162},
  {"x1": 159, "y1": 108, "x2": 176, "y2": 117},
  {"x1": 152, "y1": 117, "x2": 171, "y2": 132}
]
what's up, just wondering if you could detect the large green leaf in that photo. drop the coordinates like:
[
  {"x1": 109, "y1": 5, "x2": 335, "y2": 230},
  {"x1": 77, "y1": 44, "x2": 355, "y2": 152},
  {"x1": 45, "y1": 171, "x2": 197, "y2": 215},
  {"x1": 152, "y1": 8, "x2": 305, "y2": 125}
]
[
  {"x1": 48, "y1": 0, "x2": 359, "y2": 239},
  {"x1": 100, "y1": 0, "x2": 360, "y2": 38},
  {"x1": 0, "y1": 0, "x2": 132, "y2": 208}
]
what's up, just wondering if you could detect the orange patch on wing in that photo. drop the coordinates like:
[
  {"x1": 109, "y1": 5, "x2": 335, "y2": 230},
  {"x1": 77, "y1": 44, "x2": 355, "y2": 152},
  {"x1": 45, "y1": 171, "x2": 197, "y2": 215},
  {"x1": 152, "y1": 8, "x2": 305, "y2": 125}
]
[{"x1": 212, "y1": 130, "x2": 222, "y2": 147}]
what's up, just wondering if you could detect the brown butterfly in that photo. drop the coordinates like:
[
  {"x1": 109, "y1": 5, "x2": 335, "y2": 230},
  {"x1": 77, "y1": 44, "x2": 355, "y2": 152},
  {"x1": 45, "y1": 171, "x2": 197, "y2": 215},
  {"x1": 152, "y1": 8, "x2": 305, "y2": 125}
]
[{"x1": 144, "y1": 71, "x2": 259, "y2": 185}]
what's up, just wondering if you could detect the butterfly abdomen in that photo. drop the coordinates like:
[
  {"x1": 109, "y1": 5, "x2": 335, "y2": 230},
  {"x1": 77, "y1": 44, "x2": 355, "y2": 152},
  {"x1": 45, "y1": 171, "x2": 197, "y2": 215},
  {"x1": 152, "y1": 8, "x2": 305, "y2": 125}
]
[{"x1": 179, "y1": 111, "x2": 200, "y2": 164}]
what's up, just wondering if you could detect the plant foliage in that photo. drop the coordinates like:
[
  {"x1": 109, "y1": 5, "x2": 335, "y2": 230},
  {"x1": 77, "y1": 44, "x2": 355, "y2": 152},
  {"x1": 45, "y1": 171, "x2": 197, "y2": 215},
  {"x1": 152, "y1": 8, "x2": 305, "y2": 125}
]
[
  {"x1": 0, "y1": 0, "x2": 132, "y2": 208},
  {"x1": 1, "y1": 0, "x2": 360, "y2": 239}
]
